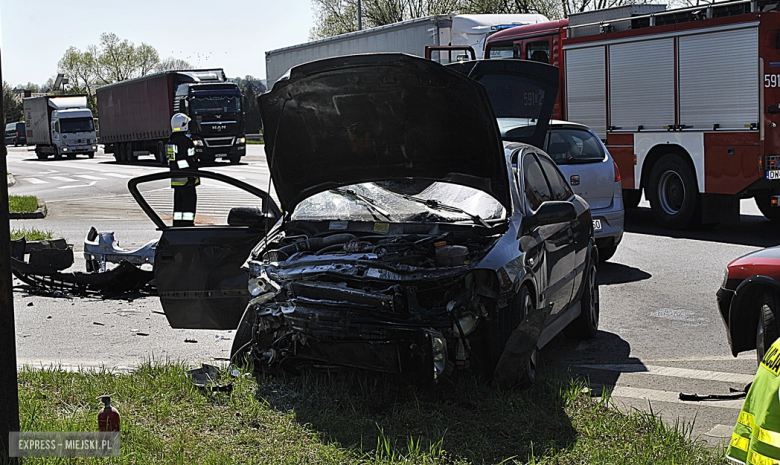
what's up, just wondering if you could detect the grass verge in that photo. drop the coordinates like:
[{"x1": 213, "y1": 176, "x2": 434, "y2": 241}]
[
  {"x1": 10, "y1": 227, "x2": 53, "y2": 241},
  {"x1": 247, "y1": 140, "x2": 264, "y2": 145},
  {"x1": 10, "y1": 362, "x2": 728, "y2": 464},
  {"x1": 9, "y1": 195, "x2": 39, "y2": 213}
]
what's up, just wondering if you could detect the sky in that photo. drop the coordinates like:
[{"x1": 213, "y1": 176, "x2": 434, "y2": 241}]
[{"x1": 0, "y1": 0, "x2": 315, "y2": 87}]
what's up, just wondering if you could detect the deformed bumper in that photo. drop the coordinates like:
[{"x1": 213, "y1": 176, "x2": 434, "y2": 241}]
[{"x1": 252, "y1": 303, "x2": 450, "y2": 382}]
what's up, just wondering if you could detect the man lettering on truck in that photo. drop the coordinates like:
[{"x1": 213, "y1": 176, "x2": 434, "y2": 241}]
[{"x1": 166, "y1": 113, "x2": 199, "y2": 227}]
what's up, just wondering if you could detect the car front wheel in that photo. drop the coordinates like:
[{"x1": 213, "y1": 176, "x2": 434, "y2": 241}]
[
  {"x1": 230, "y1": 306, "x2": 254, "y2": 365},
  {"x1": 757, "y1": 291, "x2": 779, "y2": 364}
]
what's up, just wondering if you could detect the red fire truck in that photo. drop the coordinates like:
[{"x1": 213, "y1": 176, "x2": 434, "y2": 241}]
[{"x1": 481, "y1": 0, "x2": 780, "y2": 229}]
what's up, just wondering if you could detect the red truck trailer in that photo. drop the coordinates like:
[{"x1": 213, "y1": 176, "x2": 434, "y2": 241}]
[
  {"x1": 484, "y1": 0, "x2": 780, "y2": 229},
  {"x1": 96, "y1": 69, "x2": 246, "y2": 165}
]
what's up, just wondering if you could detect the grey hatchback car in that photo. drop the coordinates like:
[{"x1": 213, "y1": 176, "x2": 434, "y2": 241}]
[{"x1": 542, "y1": 121, "x2": 624, "y2": 262}]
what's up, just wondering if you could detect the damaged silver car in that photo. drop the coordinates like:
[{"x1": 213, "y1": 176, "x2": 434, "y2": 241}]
[{"x1": 143, "y1": 54, "x2": 599, "y2": 386}]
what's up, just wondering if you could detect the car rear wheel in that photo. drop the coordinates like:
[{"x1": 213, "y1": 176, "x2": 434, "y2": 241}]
[
  {"x1": 647, "y1": 154, "x2": 700, "y2": 229},
  {"x1": 230, "y1": 306, "x2": 254, "y2": 366},
  {"x1": 757, "y1": 291, "x2": 779, "y2": 364},
  {"x1": 565, "y1": 254, "x2": 599, "y2": 339},
  {"x1": 755, "y1": 194, "x2": 780, "y2": 222}
]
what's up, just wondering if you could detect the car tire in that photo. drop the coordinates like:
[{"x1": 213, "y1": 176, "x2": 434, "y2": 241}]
[
  {"x1": 755, "y1": 194, "x2": 780, "y2": 222},
  {"x1": 598, "y1": 245, "x2": 618, "y2": 262},
  {"x1": 228, "y1": 154, "x2": 241, "y2": 165},
  {"x1": 757, "y1": 291, "x2": 779, "y2": 364},
  {"x1": 230, "y1": 306, "x2": 255, "y2": 365},
  {"x1": 623, "y1": 189, "x2": 641, "y2": 209},
  {"x1": 88, "y1": 152, "x2": 94, "y2": 159},
  {"x1": 647, "y1": 154, "x2": 700, "y2": 229},
  {"x1": 475, "y1": 284, "x2": 536, "y2": 386},
  {"x1": 565, "y1": 254, "x2": 599, "y2": 339}
]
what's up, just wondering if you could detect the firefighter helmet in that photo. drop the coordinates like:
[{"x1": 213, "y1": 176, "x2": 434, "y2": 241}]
[{"x1": 171, "y1": 113, "x2": 191, "y2": 132}]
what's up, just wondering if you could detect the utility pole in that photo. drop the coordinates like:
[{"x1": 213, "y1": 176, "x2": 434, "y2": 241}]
[
  {"x1": 358, "y1": 0, "x2": 362, "y2": 30},
  {"x1": 0, "y1": 41, "x2": 22, "y2": 463}
]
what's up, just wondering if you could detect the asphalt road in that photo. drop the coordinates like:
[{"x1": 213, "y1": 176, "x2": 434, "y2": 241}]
[{"x1": 7, "y1": 144, "x2": 779, "y2": 448}]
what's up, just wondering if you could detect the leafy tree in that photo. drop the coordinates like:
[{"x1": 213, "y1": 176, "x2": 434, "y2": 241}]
[{"x1": 3, "y1": 81, "x2": 23, "y2": 124}]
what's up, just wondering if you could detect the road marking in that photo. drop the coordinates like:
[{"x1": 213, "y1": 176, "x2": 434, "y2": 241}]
[
  {"x1": 575, "y1": 364, "x2": 755, "y2": 385},
  {"x1": 606, "y1": 385, "x2": 745, "y2": 409},
  {"x1": 24, "y1": 178, "x2": 49, "y2": 184},
  {"x1": 705, "y1": 424, "x2": 735, "y2": 438},
  {"x1": 103, "y1": 173, "x2": 132, "y2": 178},
  {"x1": 59, "y1": 181, "x2": 97, "y2": 189},
  {"x1": 49, "y1": 176, "x2": 78, "y2": 182},
  {"x1": 74, "y1": 174, "x2": 104, "y2": 181}
]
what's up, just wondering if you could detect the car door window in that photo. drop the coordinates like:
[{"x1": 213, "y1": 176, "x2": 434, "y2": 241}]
[
  {"x1": 539, "y1": 156, "x2": 574, "y2": 201},
  {"x1": 523, "y1": 153, "x2": 552, "y2": 211}
]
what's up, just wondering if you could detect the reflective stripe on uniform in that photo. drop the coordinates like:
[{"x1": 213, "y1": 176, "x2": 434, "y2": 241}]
[
  {"x1": 187, "y1": 147, "x2": 195, "y2": 157},
  {"x1": 731, "y1": 433, "x2": 750, "y2": 454},
  {"x1": 167, "y1": 144, "x2": 177, "y2": 161},
  {"x1": 748, "y1": 448, "x2": 780, "y2": 465},
  {"x1": 173, "y1": 212, "x2": 183, "y2": 220},
  {"x1": 756, "y1": 425, "x2": 780, "y2": 450},
  {"x1": 182, "y1": 212, "x2": 194, "y2": 221},
  {"x1": 177, "y1": 159, "x2": 189, "y2": 169},
  {"x1": 741, "y1": 411, "x2": 757, "y2": 429},
  {"x1": 171, "y1": 178, "x2": 188, "y2": 186}
]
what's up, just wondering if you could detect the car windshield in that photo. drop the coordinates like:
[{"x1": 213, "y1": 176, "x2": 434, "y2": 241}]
[
  {"x1": 544, "y1": 128, "x2": 605, "y2": 165},
  {"x1": 60, "y1": 117, "x2": 94, "y2": 133},
  {"x1": 190, "y1": 96, "x2": 241, "y2": 115},
  {"x1": 291, "y1": 181, "x2": 506, "y2": 224}
]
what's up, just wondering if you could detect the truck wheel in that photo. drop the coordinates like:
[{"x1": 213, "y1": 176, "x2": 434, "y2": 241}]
[
  {"x1": 88, "y1": 152, "x2": 94, "y2": 159},
  {"x1": 128, "y1": 143, "x2": 138, "y2": 163},
  {"x1": 622, "y1": 189, "x2": 641, "y2": 209},
  {"x1": 13, "y1": 139, "x2": 18, "y2": 147},
  {"x1": 156, "y1": 141, "x2": 167, "y2": 166},
  {"x1": 35, "y1": 148, "x2": 47, "y2": 160},
  {"x1": 228, "y1": 154, "x2": 241, "y2": 165},
  {"x1": 647, "y1": 154, "x2": 699, "y2": 229},
  {"x1": 119, "y1": 143, "x2": 128, "y2": 163},
  {"x1": 755, "y1": 194, "x2": 780, "y2": 222}
]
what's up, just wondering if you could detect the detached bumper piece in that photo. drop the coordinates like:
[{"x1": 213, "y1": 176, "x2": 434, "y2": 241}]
[{"x1": 11, "y1": 236, "x2": 154, "y2": 296}]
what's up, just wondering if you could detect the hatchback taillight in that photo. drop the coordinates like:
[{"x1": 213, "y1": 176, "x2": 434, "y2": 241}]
[{"x1": 613, "y1": 160, "x2": 621, "y2": 182}]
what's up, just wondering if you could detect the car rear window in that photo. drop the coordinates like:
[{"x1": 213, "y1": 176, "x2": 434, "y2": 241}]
[{"x1": 545, "y1": 128, "x2": 605, "y2": 165}]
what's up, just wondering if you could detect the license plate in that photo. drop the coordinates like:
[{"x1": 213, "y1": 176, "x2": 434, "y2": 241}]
[
  {"x1": 768, "y1": 170, "x2": 780, "y2": 180},
  {"x1": 215, "y1": 153, "x2": 227, "y2": 158},
  {"x1": 592, "y1": 219, "x2": 602, "y2": 231}
]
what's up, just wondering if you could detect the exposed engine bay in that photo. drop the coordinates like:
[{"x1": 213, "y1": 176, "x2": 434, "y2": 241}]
[{"x1": 238, "y1": 224, "x2": 512, "y2": 382}]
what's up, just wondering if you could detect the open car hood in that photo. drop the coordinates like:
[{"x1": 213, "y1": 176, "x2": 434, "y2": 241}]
[
  {"x1": 445, "y1": 59, "x2": 560, "y2": 150},
  {"x1": 259, "y1": 53, "x2": 511, "y2": 214}
]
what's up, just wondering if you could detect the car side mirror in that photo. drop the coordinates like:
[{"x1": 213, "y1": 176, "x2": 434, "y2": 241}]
[
  {"x1": 227, "y1": 206, "x2": 279, "y2": 228},
  {"x1": 520, "y1": 201, "x2": 576, "y2": 236}
]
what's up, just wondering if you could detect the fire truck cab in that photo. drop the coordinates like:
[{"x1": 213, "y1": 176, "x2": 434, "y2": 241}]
[{"x1": 484, "y1": 0, "x2": 780, "y2": 229}]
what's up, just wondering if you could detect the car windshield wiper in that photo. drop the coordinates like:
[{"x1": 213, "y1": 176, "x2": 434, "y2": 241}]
[
  {"x1": 330, "y1": 188, "x2": 394, "y2": 222},
  {"x1": 398, "y1": 194, "x2": 491, "y2": 228}
]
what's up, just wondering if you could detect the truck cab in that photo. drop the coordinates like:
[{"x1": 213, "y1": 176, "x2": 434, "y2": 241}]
[{"x1": 50, "y1": 108, "x2": 98, "y2": 159}]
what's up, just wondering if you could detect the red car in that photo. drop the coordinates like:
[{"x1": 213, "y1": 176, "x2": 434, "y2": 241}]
[{"x1": 717, "y1": 247, "x2": 780, "y2": 363}]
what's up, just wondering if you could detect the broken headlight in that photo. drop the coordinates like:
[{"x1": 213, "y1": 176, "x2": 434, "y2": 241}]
[{"x1": 428, "y1": 330, "x2": 447, "y2": 381}]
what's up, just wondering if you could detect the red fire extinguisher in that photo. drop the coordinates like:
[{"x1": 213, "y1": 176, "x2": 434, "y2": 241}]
[{"x1": 97, "y1": 395, "x2": 120, "y2": 432}]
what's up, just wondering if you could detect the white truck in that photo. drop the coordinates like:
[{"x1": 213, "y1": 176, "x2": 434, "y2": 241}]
[
  {"x1": 23, "y1": 95, "x2": 98, "y2": 160},
  {"x1": 264, "y1": 13, "x2": 548, "y2": 88}
]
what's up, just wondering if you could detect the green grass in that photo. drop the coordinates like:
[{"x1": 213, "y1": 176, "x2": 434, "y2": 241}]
[
  {"x1": 9, "y1": 195, "x2": 39, "y2": 213},
  {"x1": 10, "y1": 227, "x2": 53, "y2": 241},
  {"x1": 8, "y1": 362, "x2": 728, "y2": 464},
  {"x1": 247, "y1": 139, "x2": 264, "y2": 145}
]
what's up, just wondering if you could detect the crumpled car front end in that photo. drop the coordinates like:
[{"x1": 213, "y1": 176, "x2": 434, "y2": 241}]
[{"x1": 241, "y1": 228, "x2": 511, "y2": 382}]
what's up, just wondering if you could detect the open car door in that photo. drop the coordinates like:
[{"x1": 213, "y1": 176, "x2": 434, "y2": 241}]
[{"x1": 128, "y1": 170, "x2": 281, "y2": 330}]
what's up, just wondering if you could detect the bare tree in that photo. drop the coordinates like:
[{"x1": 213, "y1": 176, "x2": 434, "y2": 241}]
[{"x1": 155, "y1": 57, "x2": 194, "y2": 72}]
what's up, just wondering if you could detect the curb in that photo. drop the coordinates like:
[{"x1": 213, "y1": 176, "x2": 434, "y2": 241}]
[
  {"x1": 7, "y1": 173, "x2": 15, "y2": 187},
  {"x1": 10, "y1": 202, "x2": 47, "y2": 220}
]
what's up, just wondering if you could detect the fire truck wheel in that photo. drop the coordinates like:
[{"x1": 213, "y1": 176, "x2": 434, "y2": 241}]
[
  {"x1": 647, "y1": 154, "x2": 699, "y2": 229},
  {"x1": 622, "y1": 189, "x2": 642, "y2": 209},
  {"x1": 755, "y1": 194, "x2": 780, "y2": 222},
  {"x1": 757, "y1": 291, "x2": 779, "y2": 364}
]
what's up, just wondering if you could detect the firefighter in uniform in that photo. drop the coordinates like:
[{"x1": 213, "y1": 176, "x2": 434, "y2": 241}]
[
  {"x1": 167, "y1": 113, "x2": 199, "y2": 227},
  {"x1": 726, "y1": 337, "x2": 780, "y2": 464}
]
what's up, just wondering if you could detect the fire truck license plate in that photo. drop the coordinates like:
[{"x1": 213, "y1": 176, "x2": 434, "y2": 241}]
[
  {"x1": 768, "y1": 170, "x2": 780, "y2": 180},
  {"x1": 592, "y1": 219, "x2": 602, "y2": 231}
]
